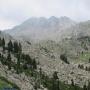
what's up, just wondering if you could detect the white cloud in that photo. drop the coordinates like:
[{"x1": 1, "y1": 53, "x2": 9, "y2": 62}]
[
  {"x1": 0, "y1": 0, "x2": 90, "y2": 30},
  {"x1": 0, "y1": 18, "x2": 17, "y2": 30}
]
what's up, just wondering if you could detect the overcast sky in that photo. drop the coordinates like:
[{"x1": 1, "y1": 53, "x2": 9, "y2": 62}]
[{"x1": 0, "y1": 0, "x2": 90, "y2": 30}]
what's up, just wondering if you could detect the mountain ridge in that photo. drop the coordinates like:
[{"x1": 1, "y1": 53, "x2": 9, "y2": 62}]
[{"x1": 5, "y1": 16, "x2": 76, "y2": 41}]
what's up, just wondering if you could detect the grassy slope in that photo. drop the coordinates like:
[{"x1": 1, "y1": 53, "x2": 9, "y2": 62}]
[
  {"x1": 0, "y1": 76, "x2": 20, "y2": 90},
  {"x1": 0, "y1": 79, "x2": 12, "y2": 89},
  {"x1": 78, "y1": 52, "x2": 90, "y2": 62}
]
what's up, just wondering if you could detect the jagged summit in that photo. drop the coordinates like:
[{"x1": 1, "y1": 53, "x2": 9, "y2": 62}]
[{"x1": 5, "y1": 16, "x2": 76, "y2": 41}]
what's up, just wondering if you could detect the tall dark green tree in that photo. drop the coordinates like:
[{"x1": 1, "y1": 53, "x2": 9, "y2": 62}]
[
  {"x1": 13, "y1": 41, "x2": 19, "y2": 53},
  {"x1": 87, "y1": 82, "x2": 90, "y2": 90},
  {"x1": 13, "y1": 41, "x2": 22, "y2": 54},
  {"x1": 18, "y1": 43, "x2": 22, "y2": 53},
  {"x1": 16, "y1": 53, "x2": 21, "y2": 74},
  {"x1": 71, "y1": 79, "x2": 74, "y2": 86},
  {"x1": 60, "y1": 54, "x2": 69, "y2": 64},
  {"x1": 52, "y1": 71, "x2": 60, "y2": 90},
  {"x1": 83, "y1": 85, "x2": 87, "y2": 90},
  {"x1": 8, "y1": 40, "x2": 13, "y2": 52},
  {"x1": 0, "y1": 37, "x2": 2, "y2": 46},
  {"x1": 53, "y1": 71, "x2": 59, "y2": 80},
  {"x1": 2, "y1": 38, "x2": 5, "y2": 51},
  {"x1": 89, "y1": 58, "x2": 90, "y2": 63},
  {"x1": 32, "y1": 59, "x2": 37, "y2": 69},
  {"x1": 6, "y1": 53, "x2": 12, "y2": 70}
]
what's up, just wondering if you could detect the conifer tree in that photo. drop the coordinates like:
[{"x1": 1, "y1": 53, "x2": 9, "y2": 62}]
[
  {"x1": 19, "y1": 43, "x2": 22, "y2": 53},
  {"x1": 16, "y1": 53, "x2": 21, "y2": 74},
  {"x1": 71, "y1": 79, "x2": 74, "y2": 86},
  {"x1": 0, "y1": 37, "x2": 2, "y2": 46},
  {"x1": 60, "y1": 54, "x2": 69, "y2": 64},
  {"x1": 32, "y1": 59, "x2": 37, "y2": 69},
  {"x1": 13, "y1": 41, "x2": 19, "y2": 53},
  {"x1": 83, "y1": 84, "x2": 87, "y2": 90},
  {"x1": 2, "y1": 38, "x2": 5, "y2": 51},
  {"x1": 87, "y1": 82, "x2": 90, "y2": 90},
  {"x1": 6, "y1": 53, "x2": 12, "y2": 70},
  {"x1": 8, "y1": 40, "x2": 13, "y2": 52},
  {"x1": 52, "y1": 71, "x2": 60, "y2": 90},
  {"x1": 89, "y1": 58, "x2": 90, "y2": 63}
]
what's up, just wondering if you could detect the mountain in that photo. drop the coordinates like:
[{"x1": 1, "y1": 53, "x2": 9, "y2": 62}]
[
  {"x1": 5, "y1": 16, "x2": 76, "y2": 41},
  {"x1": 2, "y1": 17, "x2": 90, "y2": 90},
  {"x1": 0, "y1": 31, "x2": 14, "y2": 41},
  {"x1": 66, "y1": 20, "x2": 90, "y2": 38},
  {"x1": 0, "y1": 30, "x2": 85, "y2": 90}
]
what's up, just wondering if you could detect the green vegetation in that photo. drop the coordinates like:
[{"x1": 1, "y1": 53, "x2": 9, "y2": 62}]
[
  {"x1": 26, "y1": 68, "x2": 83, "y2": 90},
  {"x1": 60, "y1": 54, "x2": 69, "y2": 64},
  {"x1": 78, "y1": 52, "x2": 90, "y2": 62},
  {"x1": 0, "y1": 76, "x2": 20, "y2": 90},
  {"x1": 0, "y1": 39, "x2": 37, "y2": 73},
  {"x1": 76, "y1": 36, "x2": 90, "y2": 62}
]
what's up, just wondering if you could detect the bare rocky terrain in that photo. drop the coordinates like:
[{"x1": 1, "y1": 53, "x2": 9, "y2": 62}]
[{"x1": 22, "y1": 39, "x2": 90, "y2": 87}]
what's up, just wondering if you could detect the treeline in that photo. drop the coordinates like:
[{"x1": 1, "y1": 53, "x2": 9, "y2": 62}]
[
  {"x1": 0, "y1": 38, "x2": 37, "y2": 74},
  {"x1": 32, "y1": 68, "x2": 89, "y2": 90},
  {"x1": 78, "y1": 64, "x2": 90, "y2": 72},
  {"x1": 0, "y1": 38, "x2": 5, "y2": 51}
]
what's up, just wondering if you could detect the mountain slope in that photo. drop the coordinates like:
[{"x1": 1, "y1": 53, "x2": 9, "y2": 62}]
[
  {"x1": 63, "y1": 20, "x2": 90, "y2": 38},
  {"x1": 5, "y1": 16, "x2": 76, "y2": 41},
  {"x1": 0, "y1": 31, "x2": 85, "y2": 90},
  {"x1": 0, "y1": 31, "x2": 14, "y2": 41},
  {"x1": 4, "y1": 17, "x2": 90, "y2": 88}
]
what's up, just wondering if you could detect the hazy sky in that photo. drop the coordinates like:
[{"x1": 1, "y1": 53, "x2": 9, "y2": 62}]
[{"x1": 0, "y1": 0, "x2": 90, "y2": 30}]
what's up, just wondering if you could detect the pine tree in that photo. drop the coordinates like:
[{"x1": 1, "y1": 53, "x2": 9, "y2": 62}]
[
  {"x1": 71, "y1": 79, "x2": 74, "y2": 86},
  {"x1": 60, "y1": 54, "x2": 69, "y2": 64},
  {"x1": 83, "y1": 85, "x2": 87, "y2": 90},
  {"x1": 32, "y1": 59, "x2": 37, "y2": 69},
  {"x1": 53, "y1": 71, "x2": 58, "y2": 80},
  {"x1": 13, "y1": 41, "x2": 19, "y2": 53},
  {"x1": 2, "y1": 38, "x2": 5, "y2": 51},
  {"x1": 0, "y1": 55, "x2": 4, "y2": 65},
  {"x1": 39, "y1": 68, "x2": 42, "y2": 78},
  {"x1": 18, "y1": 43, "x2": 22, "y2": 53},
  {"x1": 8, "y1": 40, "x2": 13, "y2": 52},
  {"x1": 52, "y1": 71, "x2": 60, "y2": 90},
  {"x1": 16, "y1": 53, "x2": 21, "y2": 74},
  {"x1": 0, "y1": 53, "x2": 1, "y2": 58},
  {"x1": 87, "y1": 82, "x2": 90, "y2": 90},
  {"x1": 13, "y1": 42, "x2": 22, "y2": 54},
  {"x1": 6, "y1": 53, "x2": 12, "y2": 70},
  {"x1": 89, "y1": 58, "x2": 90, "y2": 63},
  {"x1": 0, "y1": 37, "x2": 2, "y2": 46}
]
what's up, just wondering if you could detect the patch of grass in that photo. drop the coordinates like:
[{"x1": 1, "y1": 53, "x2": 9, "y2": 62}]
[
  {"x1": 0, "y1": 76, "x2": 20, "y2": 90},
  {"x1": 78, "y1": 52, "x2": 90, "y2": 62},
  {"x1": 0, "y1": 79, "x2": 12, "y2": 89}
]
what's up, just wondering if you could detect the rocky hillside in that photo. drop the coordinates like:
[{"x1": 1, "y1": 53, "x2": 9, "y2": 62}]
[
  {"x1": 0, "y1": 31, "x2": 35, "y2": 90},
  {"x1": 5, "y1": 16, "x2": 76, "y2": 41},
  {"x1": 22, "y1": 38, "x2": 90, "y2": 87},
  {"x1": 0, "y1": 31, "x2": 86, "y2": 90},
  {"x1": 2, "y1": 30, "x2": 90, "y2": 90},
  {"x1": 4, "y1": 17, "x2": 90, "y2": 90}
]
